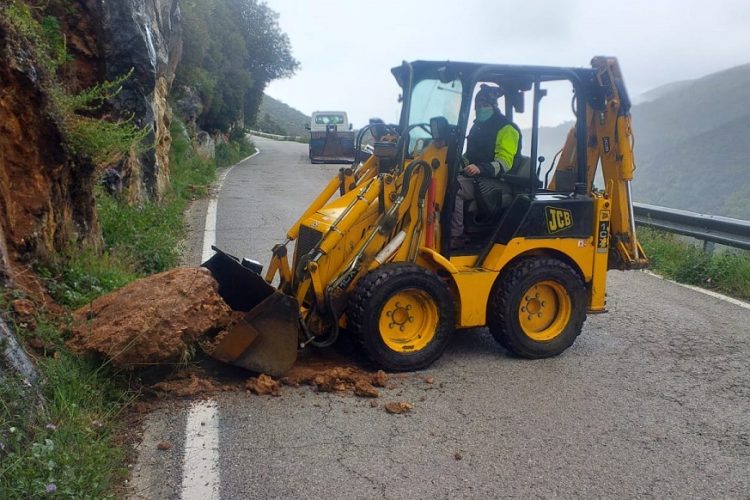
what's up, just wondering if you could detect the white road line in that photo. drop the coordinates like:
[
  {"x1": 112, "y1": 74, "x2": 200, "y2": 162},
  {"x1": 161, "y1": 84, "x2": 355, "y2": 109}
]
[
  {"x1": 200, "y1": 148, "x2": 261, "y2": 263},
  {"x1": 644, "y1": 270, "x2": 750, "y2": 310},
  {"x1": 184, "y1": 148, "x2": 261, "y2": 499},
  {"x1": 181, "y1": 400, "x2": 220, "y2": 500}
]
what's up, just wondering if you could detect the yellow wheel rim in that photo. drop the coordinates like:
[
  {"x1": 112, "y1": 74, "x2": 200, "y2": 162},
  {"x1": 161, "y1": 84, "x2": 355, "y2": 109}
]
[
  {"x1": 379, "y1": 289, "x2": 438, "y2": 353},
  {"x1": 518, "y1": 280, "x2": 571, "y2": 342}
]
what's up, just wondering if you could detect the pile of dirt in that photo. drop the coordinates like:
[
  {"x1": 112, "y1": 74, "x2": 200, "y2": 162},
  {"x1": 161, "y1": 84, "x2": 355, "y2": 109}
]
[
  {"x1": 67, "y1": 268, "x2": 233, "y2": 370},
  {"x1": 149, "y1": 366, "x2": 237, "y2": 397},
  {"x1": 245, "y1": 359, "x2": 389, "y2": 398}
]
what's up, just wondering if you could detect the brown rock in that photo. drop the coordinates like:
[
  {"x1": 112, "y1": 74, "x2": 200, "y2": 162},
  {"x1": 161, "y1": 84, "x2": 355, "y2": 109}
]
[
  {"x1": 156, "y1": 442, "x2": 172, "y2": 451},
  {"x1": 384, "y1": 402, "x2": 412, "y2": 414},
  {"x1": 132, "y1": 402, "x2": 152, "y2": 415},
  {"x1": 27, "y1": 337, "x2": 46, "y2": 351},
  {"x1": 67, "y1": 268, "x2": 233, "y2": 369},
  {"x1": 246, "y1": 374, "x2": 281, "y2": 397},
  {"x1": 11, "y1": 298, "x2": 34, "y2": 317},
  {"x1": 0, "y1": 46, "x2": 103, "y2": 268},
  {"x1": 424, "y1": 376, "x2": 434, "y2": 384},
  {"x1": 353, "y1": 380, "x2": 379, "y2": 398},
  {"x1": 372, "y1": 370, "x2": 388, "y2": 387},
  {"x1": 11, "y1": 298, "x2": 36, "y2": 330}
]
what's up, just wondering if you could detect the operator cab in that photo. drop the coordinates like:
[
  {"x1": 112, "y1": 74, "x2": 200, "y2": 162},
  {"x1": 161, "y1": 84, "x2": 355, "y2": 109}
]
[{"x1": 391, "y1": 60, "x2": 596, "y2": 256}]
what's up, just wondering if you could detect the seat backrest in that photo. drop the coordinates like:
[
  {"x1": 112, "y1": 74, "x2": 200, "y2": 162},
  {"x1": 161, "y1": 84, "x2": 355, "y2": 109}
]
[{"x1": 508, "y1": 154, "x2": 531, "y2": 177}]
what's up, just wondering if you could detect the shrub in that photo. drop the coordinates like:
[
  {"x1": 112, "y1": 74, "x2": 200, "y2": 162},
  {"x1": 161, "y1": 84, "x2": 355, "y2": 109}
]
[{"x1": 639, "y1": 227, "x2": 750, "y2": 301}]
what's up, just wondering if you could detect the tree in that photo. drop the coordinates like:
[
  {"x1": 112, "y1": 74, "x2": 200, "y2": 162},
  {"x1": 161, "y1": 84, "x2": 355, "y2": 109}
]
[{"x1": 175, "y1": 0, "x2": 298, "y2": 133}]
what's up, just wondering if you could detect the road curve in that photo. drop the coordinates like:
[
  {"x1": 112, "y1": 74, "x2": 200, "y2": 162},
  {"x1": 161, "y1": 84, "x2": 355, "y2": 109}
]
[{"x1": 130, "y1": 136, "x2": 750, "y2": 499}]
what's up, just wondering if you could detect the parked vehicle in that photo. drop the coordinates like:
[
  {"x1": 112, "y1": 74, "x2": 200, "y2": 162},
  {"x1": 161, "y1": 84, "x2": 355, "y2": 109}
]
[{"x1": 307, "y1": 111, "x2": 355, "y2": 163}]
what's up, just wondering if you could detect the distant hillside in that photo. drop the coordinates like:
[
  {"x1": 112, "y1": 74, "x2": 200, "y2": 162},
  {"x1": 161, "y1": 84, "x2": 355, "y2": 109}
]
[
  {"x1": 254, "y1": 94, "x2": 310, "y2": 137},
  {"x1": 633, "y1": 79, "x2": 695, "y2": 104},
  {"x1": 531, "y1": 63, "x2": 750, "y2": 220}
]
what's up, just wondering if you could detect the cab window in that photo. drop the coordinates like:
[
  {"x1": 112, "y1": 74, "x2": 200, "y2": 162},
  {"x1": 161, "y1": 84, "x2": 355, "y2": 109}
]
[
  {"x1": 407, "y1": 78, "x2": 462, "y2": 154},
  {"x1": 315, "y1": 114, "x2": 345, "y2": 125}
]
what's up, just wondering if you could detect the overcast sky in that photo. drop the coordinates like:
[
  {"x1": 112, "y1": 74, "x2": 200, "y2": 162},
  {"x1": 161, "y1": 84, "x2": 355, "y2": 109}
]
[{"x1": 263, "y1": 0, "x2": 750, "y2": 128}]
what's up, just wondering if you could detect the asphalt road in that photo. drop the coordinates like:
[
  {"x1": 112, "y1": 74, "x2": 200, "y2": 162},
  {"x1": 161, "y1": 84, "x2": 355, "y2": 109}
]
[{"x1": 129, "y1": 136, "x2": 750, "y2": 499}]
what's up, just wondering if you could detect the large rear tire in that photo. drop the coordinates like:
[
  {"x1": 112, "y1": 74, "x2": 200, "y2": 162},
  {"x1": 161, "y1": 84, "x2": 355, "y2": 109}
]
[
  {"x1": 348, "y1": 263, "x2": 455, "y2": 371},
  {"x1": 488, "y1": 257, "x2": 587, "y2": 358}
]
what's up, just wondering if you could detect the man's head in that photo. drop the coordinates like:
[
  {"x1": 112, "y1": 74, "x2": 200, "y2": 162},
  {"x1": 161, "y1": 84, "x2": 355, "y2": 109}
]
[
  {"x1": 474, "y1": 84, "x2": 503, "y2": 122},
  {"x1": 475, "y1": 84, "x2": 502, "y2": 108}
]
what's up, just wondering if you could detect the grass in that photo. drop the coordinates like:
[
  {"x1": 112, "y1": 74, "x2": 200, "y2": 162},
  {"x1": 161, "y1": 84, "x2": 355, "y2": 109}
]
[
  {"x1": 2, "y1": 118, "x2": 257, "y2": 496},
  {"x1": 638, "y1": 227, "x2": 750, "y2": 301},
  {"x1": 215, "y1": 129, "x2": 255, "y2": 168},
  {"x1": 1, "y1": 312, "x2": 134, "y2": 498},
  {"x1": 37, "y1": 248, "x2": 140, "y2": 309}
]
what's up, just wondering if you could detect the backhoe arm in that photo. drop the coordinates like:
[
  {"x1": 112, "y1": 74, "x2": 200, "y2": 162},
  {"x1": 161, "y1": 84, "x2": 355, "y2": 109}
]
[
  {"x1": 552, "y1": 58, "x2": 648, "y2": 269},
  {"x1": 589, "y1": 56, "x2": 647, "y2": 269}
]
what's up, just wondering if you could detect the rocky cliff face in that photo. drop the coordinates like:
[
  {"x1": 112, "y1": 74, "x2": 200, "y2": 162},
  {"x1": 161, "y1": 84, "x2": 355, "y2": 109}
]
[
  {"x1": 99, "y1": 0, "x2": 182, "y2": 201},
  {"x1": 49, "y1": 0, "x2": 183, "y2": 201},
  {"x1": 0, "y1": 0, "x2": 182, "y2": 290},
  {"x1": 0, "y1": 23, "x2": 100, "y2": 275}
]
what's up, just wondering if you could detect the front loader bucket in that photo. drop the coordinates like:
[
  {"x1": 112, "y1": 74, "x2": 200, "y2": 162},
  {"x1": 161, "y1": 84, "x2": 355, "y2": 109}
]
[{"x1": 202, "y1": 248, "x2": 299, "y2": 376}]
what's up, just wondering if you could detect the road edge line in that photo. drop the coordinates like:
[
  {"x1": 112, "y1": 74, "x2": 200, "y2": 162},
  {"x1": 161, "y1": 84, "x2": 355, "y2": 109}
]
[
  {"x1": 643, "y1": 270, "x2": 750, "y2": 310},
  {"x1": 200, "y1": 148, "x2": 261, "y2": 263},
  {"x1": 180, "y1": 400, "x2": 220, "y2": 500}
]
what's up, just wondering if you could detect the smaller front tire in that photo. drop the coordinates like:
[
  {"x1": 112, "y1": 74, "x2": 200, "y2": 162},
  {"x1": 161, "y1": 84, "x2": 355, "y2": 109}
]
[{"x1": 348, "y1": 263, "x2": 455, "y2": 371}]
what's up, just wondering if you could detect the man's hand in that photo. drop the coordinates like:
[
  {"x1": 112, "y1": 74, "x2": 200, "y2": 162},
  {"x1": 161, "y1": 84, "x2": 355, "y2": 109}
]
[{"x1": 463, "y1": 164, "x2": 480, "y2": 176}]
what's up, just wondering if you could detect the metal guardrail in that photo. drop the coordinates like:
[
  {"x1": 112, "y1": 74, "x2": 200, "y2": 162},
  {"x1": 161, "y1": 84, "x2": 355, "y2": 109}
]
[
  {"x1": 634, "y1": 202, "x2": 750, "y2": 251},
  {"x1": 248, "y1": 129, "x2": 304, "y2": 142}
]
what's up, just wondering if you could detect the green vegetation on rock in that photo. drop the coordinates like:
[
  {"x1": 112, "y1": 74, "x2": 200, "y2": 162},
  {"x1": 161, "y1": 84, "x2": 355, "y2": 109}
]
[
  {"x1": 4, "y1": 1, "x2": 149, "y2": 170},
  {"x1": 0, "y1": 116, "x2": 229, "y2": 496}
]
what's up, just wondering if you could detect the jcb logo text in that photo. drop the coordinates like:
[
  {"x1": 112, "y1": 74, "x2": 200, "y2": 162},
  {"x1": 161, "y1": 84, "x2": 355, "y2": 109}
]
[{"x1": 545, "y1": 207, "x2": 573, "y2": 233}]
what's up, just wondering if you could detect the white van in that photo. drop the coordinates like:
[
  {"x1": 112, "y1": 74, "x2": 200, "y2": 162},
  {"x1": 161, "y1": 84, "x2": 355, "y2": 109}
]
[{"x1": 307, "y1": 111, "x2": 355, "y2": 163}]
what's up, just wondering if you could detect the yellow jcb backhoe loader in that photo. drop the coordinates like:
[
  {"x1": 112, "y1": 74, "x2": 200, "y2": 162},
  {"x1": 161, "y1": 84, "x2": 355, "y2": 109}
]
[{"x1": 203, "y1": 56, "x2": 648, "y2": 376}]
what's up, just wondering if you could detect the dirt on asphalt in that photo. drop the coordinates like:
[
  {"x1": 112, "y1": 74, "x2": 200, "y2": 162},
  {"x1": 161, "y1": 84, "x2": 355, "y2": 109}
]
[{"x1": 65, "y1": 267, "x2": 418, "y2": 406}]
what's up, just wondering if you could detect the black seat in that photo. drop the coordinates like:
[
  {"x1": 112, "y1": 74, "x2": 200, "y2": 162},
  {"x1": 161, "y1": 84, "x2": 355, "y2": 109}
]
[{"x1": 463, "y1": 155, "x2": 538, "y2": 236}]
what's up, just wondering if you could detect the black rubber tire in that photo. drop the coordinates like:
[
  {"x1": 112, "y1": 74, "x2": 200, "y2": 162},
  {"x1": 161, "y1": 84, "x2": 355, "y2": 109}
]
[
  {"x1": 348, "y1": 263, "x2": 455, "y2": 371},
  {"x1": 487, "y1": 257, "x2": 587, "y2": 358}
]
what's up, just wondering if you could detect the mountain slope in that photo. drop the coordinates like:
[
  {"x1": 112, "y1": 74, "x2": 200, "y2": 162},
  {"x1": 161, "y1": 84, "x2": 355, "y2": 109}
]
[
  {"x1": 632, "y1": 64, "x2": 750, "y2": 219},
  {"x1": 255, "y1": 94, "x2": 310, "y2": 137}
]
